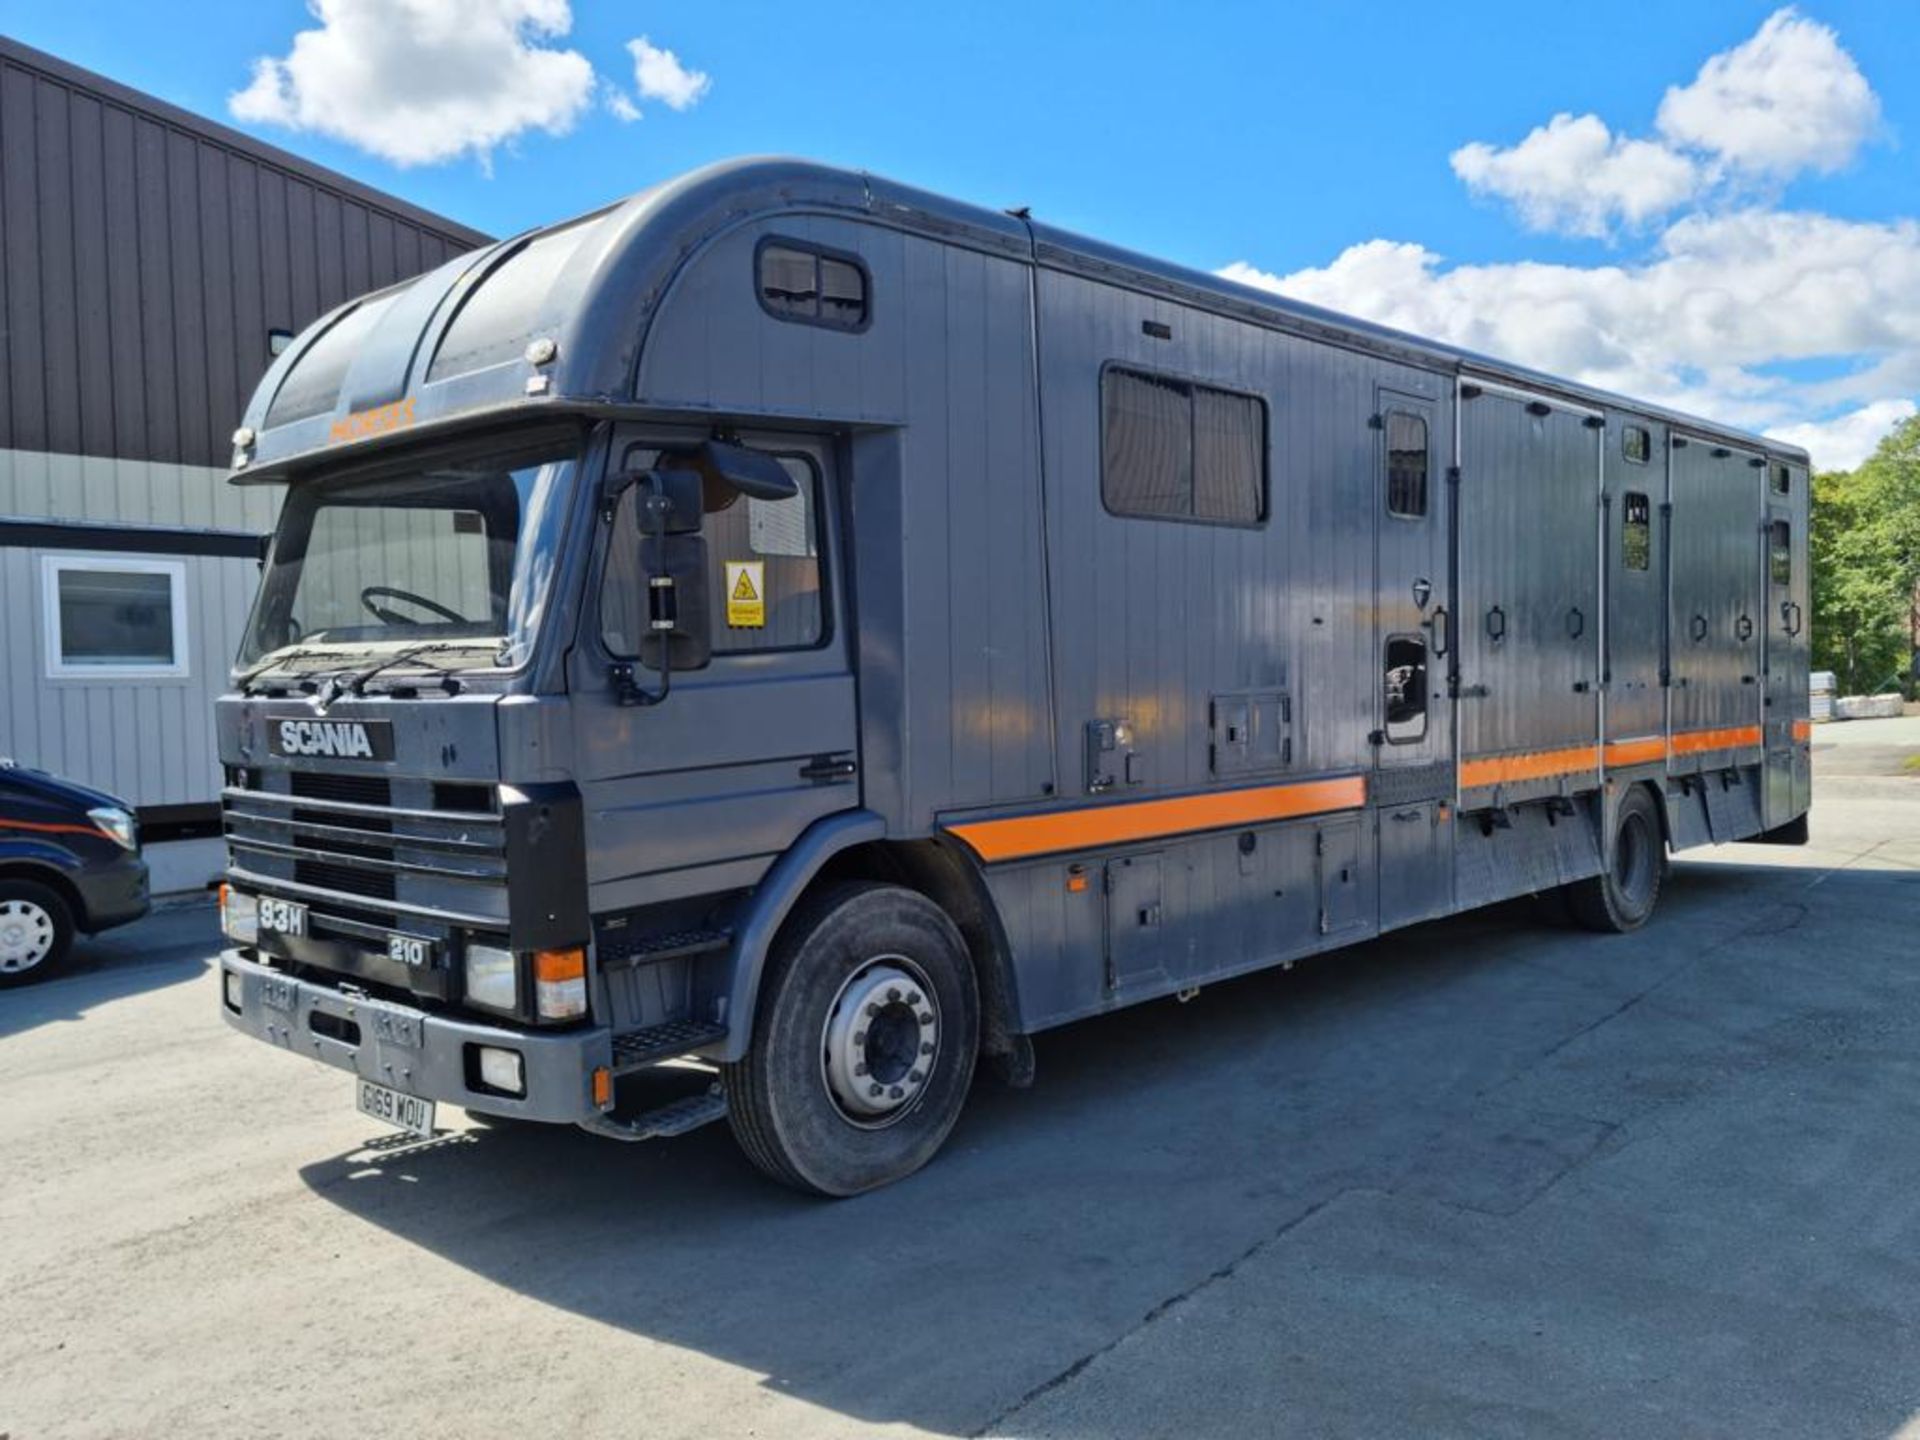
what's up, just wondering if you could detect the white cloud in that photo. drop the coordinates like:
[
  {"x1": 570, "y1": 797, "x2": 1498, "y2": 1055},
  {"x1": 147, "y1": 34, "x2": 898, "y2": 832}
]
[
  {"x1": 606, "y1": 90, "x2": 642, "y2": 124},
  {"x1": 230, "y1": 0, "x2": 595, "y2": 168},
  {"x1": 1451, "y1": 114, "x2": 1700, "y2": 239},
  {"x1": 627, "y1": 37, "x2": 710, "y2": 112},
  {"x1": 1451, "y1": 8, "x2": 1879, "y2": 237},
  {"x1": 1767, "y1": 399, "x2": 1917, "y2": 471},
  {"x1": 1218, "y1": 208, "x2": 1920, "y2": 442},
  {"x1": 1656, "y1": 7, "x2": 1880, "y2": 179}
]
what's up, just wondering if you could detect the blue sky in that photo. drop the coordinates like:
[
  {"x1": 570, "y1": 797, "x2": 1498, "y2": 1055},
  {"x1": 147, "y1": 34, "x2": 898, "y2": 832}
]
[{"x1": 8, "y1": 1, "x2": 1917, "y2": 466}]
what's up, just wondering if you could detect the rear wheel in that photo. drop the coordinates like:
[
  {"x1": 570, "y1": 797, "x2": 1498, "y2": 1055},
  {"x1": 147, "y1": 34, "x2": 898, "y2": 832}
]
[
  {"x1": 723, "y1": 883, "x2": 979, "y2": 1196},
  {"x1": 1566, "y1": 785, "x2": 1664, "y2": 933},
  {"x1": 0, "y1": 881, "x2": 76, "y2": 987}
]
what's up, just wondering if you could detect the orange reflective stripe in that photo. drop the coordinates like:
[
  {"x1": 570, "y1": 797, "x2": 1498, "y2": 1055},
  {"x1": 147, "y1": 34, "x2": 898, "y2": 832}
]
[
  {"x1": 1603, "y1": 736, "x2": 1667, "y2": 767},
  {"x1": 1671, "y1": 724, "x2": 1762, "y2": 755},
  {"x1": 1791, "y1": 719, "x2": 1812, "y2": 742},
  {"x1": 0, "y1": 817, "x2": 100, "y2": 838},
  {"x1": 947, "y1": 775, "x2": 1367, "y2": 863},
  {"x1": 1459, "y1": 745, "x2": 1599, "y2": 789}
]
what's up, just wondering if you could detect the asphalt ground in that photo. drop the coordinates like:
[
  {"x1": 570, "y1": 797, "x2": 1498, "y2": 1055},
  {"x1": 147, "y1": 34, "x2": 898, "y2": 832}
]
[{"x1": 3, "y1": 717, "x2": 1916, "y2": 1439}]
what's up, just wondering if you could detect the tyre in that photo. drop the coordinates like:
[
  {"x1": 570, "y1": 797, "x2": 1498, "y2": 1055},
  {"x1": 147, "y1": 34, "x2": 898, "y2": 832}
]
[
  {"x1": 0, "y1": 879, "x2": 77, "y2": 987},
  {"x1": 723, "y1": 882, "x2": 980, "y2": 1197},
  {"x1": 1565, "y1": 785, "x2": 1664, "y2": 933}
]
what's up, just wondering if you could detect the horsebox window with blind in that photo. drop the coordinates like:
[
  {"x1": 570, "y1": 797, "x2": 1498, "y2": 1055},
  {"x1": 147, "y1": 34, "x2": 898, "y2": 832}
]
[
  {"x1": 1101, "y1": 366, "x2": 1266, "y2": 526},
  {"x1": 1385, "y1": 411, "x2": 1428, "y2": 518},
  {"x1": 756, "y1": 241, "x2": 870, "y2": 332},
  {"x1": 1623, "y1": 425, "x2": 1652, "y2": 465},
  {"x1": 1622, "y1": 491, "x2": 1651, "y2": 571}
]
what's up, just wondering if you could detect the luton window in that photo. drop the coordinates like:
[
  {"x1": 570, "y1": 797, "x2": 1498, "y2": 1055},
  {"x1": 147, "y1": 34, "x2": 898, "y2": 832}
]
[
  {"x1": 43, "y1": 556, "x2": 188, "y2": 679},
  {"x1": 1385, "y1": 411, "x2": 1428, "y2": 518},
  {"x1": 1623, "y1": 425, "x2": 1651, "y2": 465},
  {"x1": 1102, "y1": 366, "x2": 1266, "y2": 526},
  {"x1": 1383, "y1": 635, "x2": 1428, "y2": 743},
  {"x1": 756, "y1": 242, "x2": 869, "y2": 331},
  {"x1": 1770, "y1": 519, "x2": 1791, "y2": 585},
  {"x1": 1622, "y1": 491, "x2": 1651, "y2": 571}
]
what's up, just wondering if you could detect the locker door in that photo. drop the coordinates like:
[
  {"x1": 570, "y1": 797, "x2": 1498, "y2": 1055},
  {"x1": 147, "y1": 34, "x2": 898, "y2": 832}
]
[
  {"x1": 1762, "y1": 478, "x2": 1807, "y2": 827},
  {"x1": 1669, "y1": 438, "x2": 1764, "y2": 773}
]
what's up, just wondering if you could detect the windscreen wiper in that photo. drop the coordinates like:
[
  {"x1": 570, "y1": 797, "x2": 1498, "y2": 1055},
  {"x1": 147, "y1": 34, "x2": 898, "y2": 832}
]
[
  {"x1": 238, "y1": 645, "x2": 350, "y2": 691},
  {"x1": 333, "y1": 641, "x2": 494, "y2": 699}
]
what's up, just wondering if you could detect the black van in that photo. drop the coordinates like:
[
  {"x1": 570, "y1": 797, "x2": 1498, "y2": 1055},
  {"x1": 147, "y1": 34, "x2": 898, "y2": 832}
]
[{"x1": 0, "y1": 759, "x2": 149, "y2": 985}]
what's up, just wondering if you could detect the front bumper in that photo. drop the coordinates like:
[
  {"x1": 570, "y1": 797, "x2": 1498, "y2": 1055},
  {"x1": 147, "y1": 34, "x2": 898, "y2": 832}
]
[
  {"x1": 75, "y1": 850, "x2": 150, "y2": 933},
  {"x1": 218, "y1": 949, "x2": 613, "y2": 1124}
]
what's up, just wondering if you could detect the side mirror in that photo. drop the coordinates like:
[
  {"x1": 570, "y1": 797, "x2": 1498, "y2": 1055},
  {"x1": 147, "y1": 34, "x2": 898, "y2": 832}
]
[
  {"x1": 694, "y1": 440, "x2": 799, "y2": 502},
  {"x1": 639, "y1": 532, "x2": 711, "y2": 673}
]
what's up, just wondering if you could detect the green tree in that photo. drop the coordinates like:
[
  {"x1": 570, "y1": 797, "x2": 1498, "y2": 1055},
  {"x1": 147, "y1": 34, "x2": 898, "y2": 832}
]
[{"x1": 1810, "y1": 414, "x2": 1920, "y2": 696}]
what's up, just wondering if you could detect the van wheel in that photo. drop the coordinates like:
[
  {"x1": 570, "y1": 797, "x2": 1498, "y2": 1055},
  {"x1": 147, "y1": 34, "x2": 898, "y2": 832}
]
[
  {"x1": 0, "y1": 880, "x2": 76, "y2": 987},
  {"x1": 1566, "y1": 786, "x2": 1663, "y2": 933},
  {"x1": 723, "y1": 883, "x2": 979, "y2": 1197}
]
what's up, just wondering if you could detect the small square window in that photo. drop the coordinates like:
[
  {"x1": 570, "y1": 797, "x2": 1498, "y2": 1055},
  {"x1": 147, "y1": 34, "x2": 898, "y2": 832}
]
[
  {"x1": 1385, "y1": 411, "x2": 1428, "y2": 518},
  {"x1": 757, "y1": 242, "x2": 868, "y2": 331},
  {"x1": 1384, "y1": 634, "x2": 1428, "y2": 743},
  {"x1": 1770, "y1": 519, "x2": 1791, "y2": 585},
  {"x1": 1622, "y1": 491, "x2": 1651, "y2": 571},
  {"x1": 1771, "y1": 463, "x2": 1791, "y2": 495},
  {"x1": 43, "y1": 556, "x2": 189, "y2": 678},
  {"x1": 1623, "y1": 426, "x2": 1651, "y2": 465}
]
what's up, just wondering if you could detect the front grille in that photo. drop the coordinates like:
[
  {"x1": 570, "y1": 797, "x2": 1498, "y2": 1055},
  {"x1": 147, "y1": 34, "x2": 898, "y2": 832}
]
[{"x1": 291, "y1": 771, "x2": 395, "y2": 900}]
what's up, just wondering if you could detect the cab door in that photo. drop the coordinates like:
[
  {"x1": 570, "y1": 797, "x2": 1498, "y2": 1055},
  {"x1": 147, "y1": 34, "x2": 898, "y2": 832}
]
[
  {"x1": 1374, "y1": 387, "x2": 1452, "y2": 929},
  {"x1": 568, "y1": 427, "x2": 858, "y2": 913}
]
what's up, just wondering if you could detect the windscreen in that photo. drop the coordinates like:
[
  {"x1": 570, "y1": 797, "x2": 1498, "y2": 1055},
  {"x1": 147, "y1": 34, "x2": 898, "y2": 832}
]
[{"x1": 238, "y1": 433, "x2": 579, "y2": 675}]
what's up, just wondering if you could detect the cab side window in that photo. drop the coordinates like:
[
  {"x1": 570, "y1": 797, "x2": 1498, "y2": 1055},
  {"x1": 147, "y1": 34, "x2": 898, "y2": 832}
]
[{"x1": 602, "y1": 449, "x2": 825, "y2": 657}]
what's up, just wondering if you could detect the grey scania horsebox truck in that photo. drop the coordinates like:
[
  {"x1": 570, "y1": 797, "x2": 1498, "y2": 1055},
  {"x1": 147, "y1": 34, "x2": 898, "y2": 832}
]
[{"x1": 215, "y1": 159, "x2": 1811, "y2": 1195}]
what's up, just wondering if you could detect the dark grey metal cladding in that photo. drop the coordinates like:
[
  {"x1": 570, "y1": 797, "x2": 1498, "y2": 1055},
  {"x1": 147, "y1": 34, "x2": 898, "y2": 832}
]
[
  {"x1": 1762, "y1": 460, "x2": 1810, "y2": 825},
  {"x1": 1456, "y1": 387, "x2": 1601, "y2": 793},
  {"x1": 0, "y1": 36, "x2": 484, "y2": 470},
  {"x1": 1669, "y1": 437, "x2": 1763, "y2": 769},
  {"x1": 1604, "y1": 413, "x2": 1669, "y2": 745}
]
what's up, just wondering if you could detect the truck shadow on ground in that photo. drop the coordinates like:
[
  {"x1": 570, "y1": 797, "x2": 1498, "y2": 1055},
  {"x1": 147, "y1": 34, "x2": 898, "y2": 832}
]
[{"x1": 296, "y1": 856, "x2": 1907, "y2": 1437}]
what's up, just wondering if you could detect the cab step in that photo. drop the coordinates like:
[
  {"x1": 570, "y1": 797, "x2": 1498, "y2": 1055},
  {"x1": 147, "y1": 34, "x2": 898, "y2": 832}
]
[
  {"x1": 577, "y1": 1084, "x2": 728, "y2": 1143},
  {"x1": 609, "y1": 1017, "x2": 728, "y2": 1074},
  {"x1": 598, "y1": 926, "x2": 734, "y2": 970}
]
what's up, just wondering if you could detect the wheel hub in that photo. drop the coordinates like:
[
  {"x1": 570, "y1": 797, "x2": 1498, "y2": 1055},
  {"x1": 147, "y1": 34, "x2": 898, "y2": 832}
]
[
  {"x1": 821, "y1": 957, "x2": 940, "y2": 1128},
  {"x1": 0, "y1": 900, "x2": 55, "y2": 973}
]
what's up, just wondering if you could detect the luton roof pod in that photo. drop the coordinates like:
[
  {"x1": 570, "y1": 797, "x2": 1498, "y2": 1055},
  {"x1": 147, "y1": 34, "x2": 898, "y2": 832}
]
[{"x1": 226, "y1": 157, "x2": 1808, "y2": 484}]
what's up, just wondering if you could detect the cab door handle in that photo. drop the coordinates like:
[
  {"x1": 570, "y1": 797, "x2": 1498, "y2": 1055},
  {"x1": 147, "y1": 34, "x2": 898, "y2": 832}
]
[{"x1": 799, "y1": 756, "x2": 858, "y2": 783}]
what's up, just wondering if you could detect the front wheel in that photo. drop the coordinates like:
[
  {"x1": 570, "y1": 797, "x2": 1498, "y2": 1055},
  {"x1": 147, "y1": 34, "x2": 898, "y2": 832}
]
[
  {"x1": 0, "y1": 880, "x2": 76, "y2": 987},
  {"x1": 723, "y1": 883, "x2": 980, "y2": 1196},
  {"x1": 1566, "y1": 785, "x2": 1664, "y2": 933}
]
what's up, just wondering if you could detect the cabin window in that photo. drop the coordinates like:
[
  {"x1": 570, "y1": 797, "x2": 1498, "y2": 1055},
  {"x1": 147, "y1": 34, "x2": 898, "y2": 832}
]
[
  {"x1": 604, "y1": 448, "x2": 826, "y2": 657},
  {"x1": 1102, "y1": 366, "x2": 1266, "y2": 526},
  {"x1": 1622, "y1": 491, "x2": 1651, "y2": 571},
  {"x1": 1623, "y1": 425, "x2": 1651, "y2": 465},
  {"x1": 1770, "y1": 519, "x2": 1791, "y2": 586},
  {"x1": 1385, "y1": 411, "x2": 1428, "y2": 518},
  {"x1": 1383, "y1": 634, "x2": 1428, "y2": 743},
  {"x1": 756, "y1": 241, "x2": 869, "y2": 332},
  {"x1": 42, "y1": 556, "x2": 188, "y2": 679},
  {"x1": 1772, "y1": 463, "x2": 1792, "y2": 495}
]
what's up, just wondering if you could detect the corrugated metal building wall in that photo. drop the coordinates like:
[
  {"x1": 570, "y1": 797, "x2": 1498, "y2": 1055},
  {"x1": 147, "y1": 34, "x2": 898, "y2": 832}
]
[{"x1": 0, "y1": 35, "x2": 488, "y2": 823}]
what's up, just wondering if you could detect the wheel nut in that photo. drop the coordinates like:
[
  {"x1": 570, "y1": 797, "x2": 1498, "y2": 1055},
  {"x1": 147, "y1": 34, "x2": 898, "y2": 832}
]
[
  {"x1": 887, "y1": 987, "x2": 902, "y2": 1002},
  {"x1": 890, "y1": 1086, "x2": 904, "y2": 1099},
  {"x1": 909, "y1": 1070, "x2": 924, "y2": 1083},
  {"x1": 853, "y1": 1031, "x2": 866, "y2": 1045},
  {"x1": 854, "y1": 1063, "x2": 868, "y2": 1077},
  {"x1": 865, "y1": 1002, "x2": 879, "y2": 1017},
  {"x1": 869, "y1": 1083, "x2": 884, "y2": 1098},
  {"x1": 920, "y1": 1042, "x2": 934, "y2": 1055},
  {"x1": 918, "y1": 1012, "x2": 934, "y2": 1025},
  {"x1": 906, "y1": 993, "x2": 921, "y2": 1007}
]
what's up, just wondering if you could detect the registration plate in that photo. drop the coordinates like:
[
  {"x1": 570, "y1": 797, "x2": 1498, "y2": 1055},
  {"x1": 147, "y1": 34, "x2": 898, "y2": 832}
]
[
  {"x1": 355, "y1": 1079, "x2": 436, "y2": 1138},
  {"x1": 258, "y1": 896, "x2": 308, "y2": 940}
]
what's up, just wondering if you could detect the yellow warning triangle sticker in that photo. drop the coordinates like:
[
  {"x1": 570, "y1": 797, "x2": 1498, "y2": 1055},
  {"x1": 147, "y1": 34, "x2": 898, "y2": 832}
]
[{"x1": 731, "y1": 569, "x2": 759, "y2": 601}]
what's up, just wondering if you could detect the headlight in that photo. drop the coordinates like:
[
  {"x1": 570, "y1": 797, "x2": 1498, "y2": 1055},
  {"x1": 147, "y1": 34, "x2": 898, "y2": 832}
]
[
  {"x1": 464, "y1": 944, "x2": 520, "y2": 1014},
  {"x1": 88, "y1": 806, "x2": 137, "y2": 851},
  {"x1": 534, "y1": 947, "x2": 588, "y2": 1021},
  {"x1": 220, "y1": 886, "x2": 259, "y2": 946}
]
